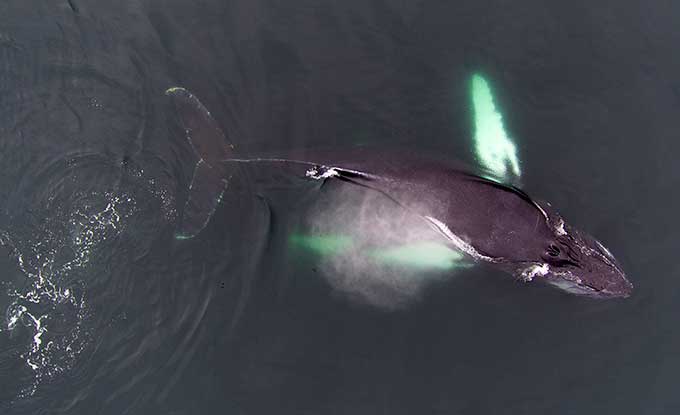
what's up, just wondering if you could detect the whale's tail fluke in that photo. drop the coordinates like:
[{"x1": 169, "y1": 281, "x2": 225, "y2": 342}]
[{"x1": 166, "y1": 87, "x2": 235, "y2": 239}]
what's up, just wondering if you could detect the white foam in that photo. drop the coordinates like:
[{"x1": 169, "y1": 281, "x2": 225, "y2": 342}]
[
  {"x1": 520, "y1": 263, "x2": 550, "y2": 282},
  {"x1": 305, "y1": 166, "x2": 339, "y2": 180}
]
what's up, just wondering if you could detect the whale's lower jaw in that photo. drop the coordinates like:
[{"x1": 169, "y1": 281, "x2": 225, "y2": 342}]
[
  {"x1": 544, "y1": 277, "x2": 630, "y2": 298},
  {"x1": 546, "y1": 278, "x2": 597, "y2": 296}
]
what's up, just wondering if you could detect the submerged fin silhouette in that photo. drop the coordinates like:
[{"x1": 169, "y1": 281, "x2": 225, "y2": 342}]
[
  {"x1": 166, "y1": 87, "x2": 234, "y2": 239},
  {"x1": 177, "y1": 159, "x2": 228, "y2": 239}
]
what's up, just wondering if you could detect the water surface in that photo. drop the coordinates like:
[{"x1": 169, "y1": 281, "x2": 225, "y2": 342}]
[{"x1": 1, "y1": 1, "x2": 679, "y2": 414}]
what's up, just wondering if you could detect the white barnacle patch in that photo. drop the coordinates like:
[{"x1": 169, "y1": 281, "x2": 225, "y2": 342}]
[
  {"x1": 423, "y1": 216, "x2": 499, "y2": 262},
  {"x1": 305, "y1": 165, "x2": 339, "y2": 180},
  {"x1": 579, "y1": 243, "x2": 597, "y2": 257},
  {"x1": 555, "y1": 218, "x2": 567, "y2": 236},
  {"x1": 520, "y1": 263, "x2": 550, "y2": 282}
]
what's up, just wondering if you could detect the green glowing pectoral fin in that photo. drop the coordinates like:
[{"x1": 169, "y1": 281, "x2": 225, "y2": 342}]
[
  {"x1": 176, "y1": 160, "x2": 229, "y2": 239},
  {"x1": 469, "y1": 73, "x2": 522, "y2": 186}
]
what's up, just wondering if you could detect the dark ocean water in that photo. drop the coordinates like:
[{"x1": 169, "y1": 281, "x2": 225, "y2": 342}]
[{"x1": 1, "y1": 1, "x2": 679, "y2": 414}]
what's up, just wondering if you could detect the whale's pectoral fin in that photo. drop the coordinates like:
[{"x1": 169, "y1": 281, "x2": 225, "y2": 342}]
[
  {"x1": 167, "y1": 86, "x2": 235, "y2": 239},
  {"x1": 176, "y1": 160, "x2": 229, "y2": 239},
  {"x1": 469, "y1": 73, "x2": 522, "y2": 187}
]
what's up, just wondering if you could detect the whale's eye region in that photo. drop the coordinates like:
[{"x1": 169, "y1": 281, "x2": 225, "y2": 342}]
[
  {"x1": 547, "y1": 244, "x2": 560, "y2": 257},
  {"x1": 542, "y1": 242, "x2": 580, "y2": 268}
]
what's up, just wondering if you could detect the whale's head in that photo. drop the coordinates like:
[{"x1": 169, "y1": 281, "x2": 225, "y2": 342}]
[{"x1": 519, "y1": 202, "x2": 633, "y2": 299}]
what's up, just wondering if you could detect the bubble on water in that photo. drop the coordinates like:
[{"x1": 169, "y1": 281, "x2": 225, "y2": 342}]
[
  {"x1": 1, "y1": 189, "x2": 136, "y2": 397},
  {"x1": 89, "y1": 97, "x2": 103, "y2": 110},
  {"x1": 147, "y1": 180, "x2": 176, "y2": 222}
]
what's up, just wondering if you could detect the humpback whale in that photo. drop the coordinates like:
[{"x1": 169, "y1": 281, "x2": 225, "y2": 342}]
[{"x1": 166, "y1": 87, "x2": 633, "y2": 299}]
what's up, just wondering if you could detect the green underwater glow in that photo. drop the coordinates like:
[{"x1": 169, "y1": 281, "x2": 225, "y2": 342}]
[
  {"x1": 288, "y1": 233, "x2": 354, "y2": 256},
  {"x1": 289, "y1": 233, "x2": 465, "y2": 270},
  {"x1": 470, "y1": 73, "x2": 521, "y2": 180},
  {"x1": 368, "y1": 241, "x2": 464, "y2": 270}
]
